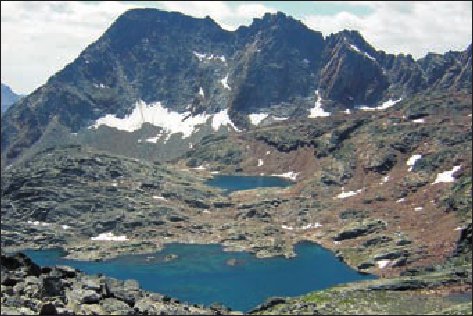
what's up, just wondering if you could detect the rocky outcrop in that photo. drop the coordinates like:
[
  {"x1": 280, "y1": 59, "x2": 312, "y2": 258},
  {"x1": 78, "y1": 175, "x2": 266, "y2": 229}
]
[
  {"x1": 319, "y1": 31, "x2": 389, "y2": 107},
  {"x1": 0, "y1": 252, "x2": 221, "y2": 315},
  {"x1": 332, "y1": 220, "x2": 387, "y2": 241}
]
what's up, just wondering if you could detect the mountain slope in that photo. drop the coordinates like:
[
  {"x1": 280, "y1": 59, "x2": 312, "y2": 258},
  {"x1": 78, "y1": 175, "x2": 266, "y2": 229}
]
[{"x1": 1, "y1": 9, "x2": 471, "y2": 168}]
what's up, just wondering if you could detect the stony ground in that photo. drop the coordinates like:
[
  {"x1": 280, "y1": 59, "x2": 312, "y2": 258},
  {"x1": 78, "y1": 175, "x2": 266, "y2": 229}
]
[{"x1": 1, "y1": 252, "x2": 236, "y2": 315}]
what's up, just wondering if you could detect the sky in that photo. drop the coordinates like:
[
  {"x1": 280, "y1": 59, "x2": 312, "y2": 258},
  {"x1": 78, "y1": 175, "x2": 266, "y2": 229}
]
[{"x1": 1, "y1": 1, "x2": 472, "y2": 95}]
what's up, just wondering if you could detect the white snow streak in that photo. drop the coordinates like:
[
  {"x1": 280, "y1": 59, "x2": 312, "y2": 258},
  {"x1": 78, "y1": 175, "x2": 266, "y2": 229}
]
[
  {"x1": 249, "y1": 113, "x2": 268, "y2": 126},
  {"x1": 337, "y1": 187, "x2": 363, "y2": 199},
  {"x1": 271, "y1": 171, "x2": 299, "y2": 181},
  {"x1": 91, "y1": 232, "x2": 128, "y2": 241},
  {"x1": 308, "y1": 90, "x2": 330, "y2": 118},
  {"x1": 273, "y1": 117, "x2": 289, "y2": 121},
  {"x1": 220, "y1": 75, "x2": 231, "y2": 90},
  {"x1": 349, "y1": 44, "x2": 376, "y2": 61},
  {"x1": 407, "y1": 154, "x2": 422, "y2": 172},
  {"x1": 192, "y1": 51, "x2": 226, "y2": 62},
  {"x1": 212, "y1": 109, "x2": 240, "y2": 132},
  {"x1": 377, "y1": 260, "x2": 391, "y2": 269},
  {"x1": 433, "y1": 166, "x2": 461, "y2": 184},
  {"x1": 357, "y1": 98, "x2": 402, "y2": 111}
]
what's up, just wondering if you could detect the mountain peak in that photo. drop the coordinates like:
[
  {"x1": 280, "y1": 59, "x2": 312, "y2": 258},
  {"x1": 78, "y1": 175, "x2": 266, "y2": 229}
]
[{"x1": 1, "y1": 83, "x2": 22, "y2": 114}]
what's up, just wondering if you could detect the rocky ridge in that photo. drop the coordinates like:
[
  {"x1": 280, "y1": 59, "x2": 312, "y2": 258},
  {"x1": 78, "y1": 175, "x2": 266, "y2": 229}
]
[{"x1": 1, "y1": 9, "x2": 471, "y2": 167}]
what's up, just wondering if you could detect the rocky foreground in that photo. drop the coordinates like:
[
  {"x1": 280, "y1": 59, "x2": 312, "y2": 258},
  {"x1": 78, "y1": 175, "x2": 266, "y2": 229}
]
[{"x1": 1, "y1": 252, "x2": 234, "y2": 315}]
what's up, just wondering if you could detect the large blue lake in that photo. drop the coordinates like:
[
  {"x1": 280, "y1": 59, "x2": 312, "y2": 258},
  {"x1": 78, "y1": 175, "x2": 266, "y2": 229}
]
[
  {"x1": 24, "y1": 242, "x2": 375, "y2": 312},
  {"x1": 205, "y1": 175, "x2": 293, "y2": 193}
]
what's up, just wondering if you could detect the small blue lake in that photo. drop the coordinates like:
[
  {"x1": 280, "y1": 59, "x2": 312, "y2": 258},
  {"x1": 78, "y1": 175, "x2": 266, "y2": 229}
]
[
  {"x1": 205, "y1": 175, "x2": 293, "y2": 193},
  {"x1": 23, "y1": 242, "x2": 375, "y2": 312}
]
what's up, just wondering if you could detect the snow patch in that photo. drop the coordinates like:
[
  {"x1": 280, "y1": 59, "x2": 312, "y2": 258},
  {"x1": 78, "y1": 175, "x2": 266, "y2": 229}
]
[
  {"x1": 407, "y1": 154, "x2": 422, "y2": 172},
  {"x1": 91, "y1": 232, "x2": 128, "y2": 241},
  {"x1": 220, "y1": 75, "x2": 231, "y2": 90},
  {"x1": 193, "y1": 51, "x2": 226, "y2": 63},
  {"x1": 153, "y1": 196, "x2": 166, "y2": 201},
  {"x1": 350, "y1": 44, "x2": 361, "y2": 53},
  {"x1": 273, "y1": 117, "x2": 289, "y2": 121},
  {"x1": 433, "y1": 166, "x2": 461, "y2": 184},
  {"x1": 144, "y1": 131, "x2": 165, "y2": 143},
  {"x1": 308, "y1": 90, "x2": 330, "y2": 118},
  {"x1": 272, "y1": 171, "x2": 299, "y2": 181},
  {"x1": 301, "y1": 222, "x2": 322, "y2": 230},
  {"x1": 162, "y1": 133, "x2": 172, "y2": 144},
  {"x1": 266, "y1": 151, "x2": 271, "y2": 155},
  {"x1": 412, "y1": 118, "x2": 425, "y2": 123},
  {"x1": 381, "y1": 175, "x2": 390, "y2": 184},
  {"x1": 62, "y1": 225, "x2": 70, "y2": 230},
  {"x1": 257, "y1": 159, "x2": 264, "y2": 167},
  {"x1": 91, "y1": 101, "x2": 239, "y2": 138},
  {"x1": 344, "y1": 109, "x2": 351, "y2": 115},
  {"x1": 364, "y1": 52, "x2": 376, "y2": 61},
  {"x1": 199, "y1": 87, "x2": 204, "y2": 97},
  {"x1": 376, "y1": 260, "x2": 391, "y2": 269},
  {"x1": 349, "y1": 44, "x2": 376, "y2": 61},
  {"x1": 357, "y1": 98, "x2": 402, "y2": 111},
  {"x1": 337, "y1": 187, "x2": 363, "y2": 199},
  {"x1": 28, "y1": 221, "x2": 51, "y2": 226},
  {"x1": 414, "y1": 207, "x2": 423, "y2": 212},
  {"x1": 396, "y1": 198, "x2": 405, "y2": 203},
  {"x1": 249, "y1": 113, "x2": 268, "y2": 126},
  {"x1": 281, "y1": 225, "x2": 294, "y2": 230},
  {"x1": 212, "y1": 109, "x2": 240, "y2": 132}
]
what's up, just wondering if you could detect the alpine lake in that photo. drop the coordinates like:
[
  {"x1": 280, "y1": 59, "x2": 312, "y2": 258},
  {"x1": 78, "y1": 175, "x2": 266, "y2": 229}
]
[{"x1": 24, "y1": 175, "x2": 376, "y2": 312}]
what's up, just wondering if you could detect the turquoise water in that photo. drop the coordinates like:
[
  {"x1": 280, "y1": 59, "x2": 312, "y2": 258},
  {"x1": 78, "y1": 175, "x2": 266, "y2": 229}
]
[
  {"x1": 23, "y1": 242, "x2": 375, "y2": 312},
  {"x1": 205, "y1": 175, "x2": 292, "y2": 193}
]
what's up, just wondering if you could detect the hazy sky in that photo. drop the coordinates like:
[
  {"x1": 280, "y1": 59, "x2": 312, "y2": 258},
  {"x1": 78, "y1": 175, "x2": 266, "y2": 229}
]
[{"x1": 1, "y1": 1, "x2": 472, "y2": 95}]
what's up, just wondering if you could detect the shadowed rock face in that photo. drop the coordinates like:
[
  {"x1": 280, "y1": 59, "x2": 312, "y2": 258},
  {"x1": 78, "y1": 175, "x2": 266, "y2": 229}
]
[{"x1": 1, "y1": 8, "x2": 471, "y2": 167}]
